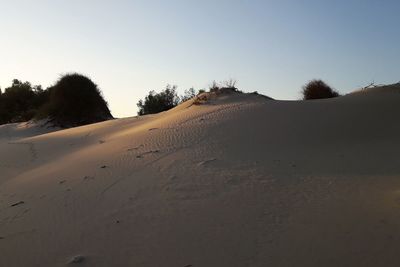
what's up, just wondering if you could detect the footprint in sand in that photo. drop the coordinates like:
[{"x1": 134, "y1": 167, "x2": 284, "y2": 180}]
[
  {"x1": 136, "y1": 150, "x2": 160, "y2": 159},
  {"x1": 197, "y1": 158, "x2": 216, "y2": 167},
  {"x1": 127, "y1": 144, "x2": 143, "y2": 151},
  {"x1": 69, "y1": 255, "x2": 85, "y2": 264}
]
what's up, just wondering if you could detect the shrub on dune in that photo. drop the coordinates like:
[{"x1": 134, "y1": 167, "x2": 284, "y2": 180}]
[
  {"x1": 209, "y1": 79, "x2": 239, "y2": 93},
  {"x1": 38, "y1": 73, "x2": 112, "y2": 127},
  {"x1": 137, "y1": 85, "x2": 180, "y2": 115},
  {"x1": 0, "y1": 80, "x2": 47, "y2": 124},
  {"x1": 302, "y1": 79, "x2": 340, "y2": 100}
]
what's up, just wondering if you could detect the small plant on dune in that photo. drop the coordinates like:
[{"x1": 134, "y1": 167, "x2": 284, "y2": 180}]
[
  {"x1": 209, "y1": 80, "x2": 221, "y2": 92},
  {"x1": 302, "y1": 79, "x2": 340, "y2": 100},
  {"x1": 223, "y1": 79, "x2": 238, "y2": 90},
  {"x1": 137, "y1": 85, "x2": 180, "y2": 115},
  {"x1": 179, "y1": 88, "x2": 206, "y2": 103},
  {"x1": 37, "y1": 73, "x2": 112, "y2": 127},
  {"x1": 180, "y1": 88, "x2": 197, "y2": 103},
  {"x1": 192, "y1": 94, "x2": 209, "y2": 105},
  {"x1": 191, "y1": 79, "x2": 240, "y2": 105},
  {"x1": 209, "y1": 79, "x2": 239, "y2": 93}
]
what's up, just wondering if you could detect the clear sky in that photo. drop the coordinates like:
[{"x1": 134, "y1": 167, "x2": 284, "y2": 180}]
[{"x1": 1, "y1": 0, "x2": 399, "y2": 117}]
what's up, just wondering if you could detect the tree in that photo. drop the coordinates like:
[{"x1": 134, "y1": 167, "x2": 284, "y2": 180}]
[
  {"x1": 137, "y1": 85, "x2": 180, "y2": 115},
  {"x1": 302, "y1": 80, "x2": 340, "y2": 100},
  {"x1": 0, "y1": 79, "x2": 42, "y2": 123},
  {"x1": 180, "y1": 88, "x2": 197, "y2": 102}
]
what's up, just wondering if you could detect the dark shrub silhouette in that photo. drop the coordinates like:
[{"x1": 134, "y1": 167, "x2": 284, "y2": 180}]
[
  {"x1": 209, "y1": 79, "x2": 239, "y2": 94},
  {"x1": 222, "y1": 79, "x2": 238, "y2": 91},
  {"x1": 38, "y1": 73, "x2": 112, "y2": 127},
  {"x1": 302, "y1": 80, "x2": 340, "y2": 100},
  {"x1": 137, "y1": 85, "x2": 180, "y2": 115},
  {"x1": 0, "y1": 80, "x2": 47, "y2": 124},
  {"x1": 0, "y1": 88, "x2": 5, "y2": 125},
  {"x1": 209, "y1": 81, "x2": 221, "y2": 92}
]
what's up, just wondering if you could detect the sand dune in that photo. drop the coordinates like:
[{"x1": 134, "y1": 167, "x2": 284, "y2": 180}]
[{"x1": 1, "y1": 86, "x2": 400, "y2": 266}]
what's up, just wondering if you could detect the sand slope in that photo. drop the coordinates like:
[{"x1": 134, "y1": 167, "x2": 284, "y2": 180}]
[{"x1": 1, "y1": 86, "x2": 400, "y2": 266}]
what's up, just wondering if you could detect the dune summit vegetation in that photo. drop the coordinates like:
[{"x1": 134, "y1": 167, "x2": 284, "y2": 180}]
[
  {"x1": 302, "y1": 79, "x2": 340, "y2": 100},
  {"x1": 0, "y1": 73, "x2": 112, "y2": 127},
  {"x1": 1, "y1": 76, "x2": 343, "y2": 124},
  {"x1": 137, "y1": 85, "x2": 206, "y2": 115},
  {"x1": 136, "y1": 85, "x2": 181, "y2": 116},
  {"x1": 136, "y1": 80, "x2": 240, "y2": 116}
]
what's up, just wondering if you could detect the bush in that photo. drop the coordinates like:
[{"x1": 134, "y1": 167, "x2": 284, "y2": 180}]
[
  {"x1": 38, "y1": 73, "x2": 112, "y2": 127},
  {"x1": 209, "y1": 81, "x2": 220, "y2": 92},
  {"x1": 0, "y1": 89, "x2": 5, "y2": 125},
  {"x1": 137, "y1": 85, "x2": 180, "y2": 115},
  {"x1": 180, "y1": 88, "x2": 197, "y2": 103},
  {"x1": 209, "y1": 79, "x2": 239, "y2": 93},
  {"x1": 0, "y1": 80, "x2": 47, "y2": 124},
  {"x1": 302, "y1": 80, "x2": 340, "y2": 100}
]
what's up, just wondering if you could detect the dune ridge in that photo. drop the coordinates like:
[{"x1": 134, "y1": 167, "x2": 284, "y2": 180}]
[{"x1": 1, "y1": 86, "x2": 400, "y2": 266}]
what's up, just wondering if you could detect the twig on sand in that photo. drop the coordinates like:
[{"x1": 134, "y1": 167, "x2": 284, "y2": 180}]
[
  {"x1": 197, "y1": 158, "x2": 216, "y2": 166},
  {"x1": 10, "y1": 201, "x2": 25, "y2": 207}
]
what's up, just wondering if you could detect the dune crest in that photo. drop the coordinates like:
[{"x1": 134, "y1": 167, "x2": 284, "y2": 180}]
[{"x1": 1, "y1": 86, "x2": 400, "y2": 266}]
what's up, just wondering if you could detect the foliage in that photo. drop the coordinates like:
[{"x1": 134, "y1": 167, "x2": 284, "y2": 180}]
[
  {"x1": 209, "y1": 80, "x2": 221, "y2": 92},
  {"x1": 180, "y1": 88, "x2": 197, "y2": 102},
  {"x1": 209, "y1": 79, "x2": 238, "y2": 93},
  {"x1": 302, "y1": 80, "x2": 340, "y2": 100},
  {"x1": 223, "y1": 79, "x2": 237, "y2": 90},
  {"x1": 38, "y1": 73, "x2": 112, "y2": 126},
  {"x1": 137, "y1": 85, "x2": 180, "y2": 115},
  {"x1": 0, "y1": 79, "x2": 48, "y2": 124}
]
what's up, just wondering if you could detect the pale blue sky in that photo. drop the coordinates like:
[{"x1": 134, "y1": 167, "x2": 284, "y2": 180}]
[{"x1": 1, "y1": 0, "x2": 399, "y2": 117}]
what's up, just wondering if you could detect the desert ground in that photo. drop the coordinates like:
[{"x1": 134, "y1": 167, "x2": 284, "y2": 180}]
[{"x1": 1, "y1": 84, "x2": 400, "y2": 266}]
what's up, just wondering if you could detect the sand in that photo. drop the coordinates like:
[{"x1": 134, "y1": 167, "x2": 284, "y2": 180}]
[{"x1": 1, "y1": 85, "x2": 400, "y2": 266}]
